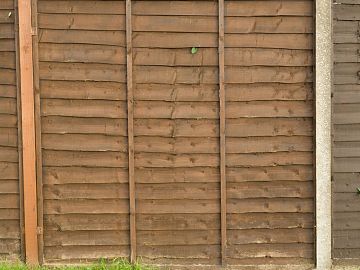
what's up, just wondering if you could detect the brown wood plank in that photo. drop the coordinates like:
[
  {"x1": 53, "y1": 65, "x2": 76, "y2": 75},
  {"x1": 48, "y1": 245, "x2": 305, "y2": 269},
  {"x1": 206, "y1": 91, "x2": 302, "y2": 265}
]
[
  {"x1": 39, "y1": 43, "x2": 126, "y2": 65},
  {"x1": 42, "y1": 150, "x2": 128, "y2": 167},
  {"x1": 131, "y1": 16, "x2": 312, "y2": 33},
  {"x1": 227, "y1": 243, "x2": 313, "y2": 259},
  {"x1": 44, "y1": 230, "x2": 129, "y2": 246},
  {"x1": 227, "y1": 198, "x2": 313, "y2": 213},
  {"x1": 44, "y1": 199, "x2": 129, "y2": 214},
  {"x1": 227, "y1": 181, "x2": 313, "y2": 199},
  {"x1": 44, "y1": 214, "x2": 130, "y2": 231},
  {"x1": 39, "y1": 29, "x2": 126, "y2": 46},
  {"x1": 43, "y1": 167, "x2": 128, "y2": 185},
  {"x1": 131, "y1": 1, "x2": 312, "y2": 16},
  {"x1": 38, "y1": 14, "x2": 126, "y2": 31},
  {"x1": 334, "y1": 4, "x2": 360, "y2": 20},
  {"x1": 0, "y1": 52, "x2": 16, "y2": 69},
  {"x1": 334, "y1": 230, "x2": 360, "y2": 249},
  {"x1": 43, "y1": 183, "x2": 129, "y2": 200},
  {"x1": 38, "y1": 1, "x2": 125, "y2": 15},
  {"x1": 137, "y1": 230, "x2": 220, "y2": 246},
  {"x1": 0, "y1": 162, "x2": 18, "y2": 179},
  {"x1": 41, "y1": 99, "x2": 127, "y2": 118},
  {"x1": 39, "y1": 62, "x2": 126, "y2": 82},
  {"x1": 42, "y1": 134, "x2": 127, "y2": 152},
  {"x1": 0, "y1": 85, "x2": 17, "y2": 98},
  {"x1": 40, "y1": 81, "x2": 126, "y2": 100},
  {"x1": 126, "y1": 0, "x2": 136, "y2": 262},
  {"x1": 18, "y1": 0, "x2": 38, "y2": 263},
  {"x1": 227, "y1": 228, "x2": 313, "y2": 245}
]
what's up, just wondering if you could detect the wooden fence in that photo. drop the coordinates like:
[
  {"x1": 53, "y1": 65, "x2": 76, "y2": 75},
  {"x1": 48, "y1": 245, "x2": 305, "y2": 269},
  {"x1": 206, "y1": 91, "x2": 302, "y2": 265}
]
[
  {"x1": 333, "y1": 0, "x2": 360, "y2": 261},
  {"x1": 1, "y1": 0, "x2": 315, "y2": 267}
]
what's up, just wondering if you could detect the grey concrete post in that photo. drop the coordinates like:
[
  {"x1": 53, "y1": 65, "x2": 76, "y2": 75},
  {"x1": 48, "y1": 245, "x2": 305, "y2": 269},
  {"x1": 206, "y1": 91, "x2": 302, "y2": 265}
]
[{"x1": 315, "y1": 0, "x2": 332, "y2": 269}]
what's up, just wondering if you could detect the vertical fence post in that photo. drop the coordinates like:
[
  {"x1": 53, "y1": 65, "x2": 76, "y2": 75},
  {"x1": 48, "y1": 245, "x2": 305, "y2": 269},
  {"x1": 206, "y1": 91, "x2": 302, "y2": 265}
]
[
  {"x1": 218, "y1": 0, "x2": 226, "y2": 266},
  {"x1": 18, "y1": 0, "x2": 39, "y2": 265},
  {"x1": 126, "y1": 0, "x2": 136, "y2": 263},
  {"x1": 315, "y1": 0, "x2": 332, "y2": 268}
]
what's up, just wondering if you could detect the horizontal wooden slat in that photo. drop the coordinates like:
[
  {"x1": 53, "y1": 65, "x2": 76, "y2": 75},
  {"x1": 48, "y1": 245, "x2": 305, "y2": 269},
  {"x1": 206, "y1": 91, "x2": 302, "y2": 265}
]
[
  {"x1": 334, "y1": 63, "x2": 360, "y2": 84},
  {"x1": 333, "y1": 248, "x2": 360, "y2": 259},
  {"x1": 228, "y1": 213, "x2": 313, "y2": 229},
  {"x1": 228, "y1": 228, "x2": 313, "y2": 244},
  {"x1": 334, "y1": 193, "x2": 360, "y2": 211},
  {"x1": 133, "y1": 83, "x2": 313, "y2": 102},
  {"x1": 39, "y1": 43, "x2": 126, "y2": 65},
  {"x1": 38, "y1": 30, "x2": 312, "y2": 49},
  {"x1": 0, "y1": 209, "x2": 19, "y2": 220},
  {"x1": 334, "y1": 157, "x2": 360, "y2": 172},
  {"x1": 137, "y1": 230, "x2": 220, "y2": 246},
  {"x1": 135, "y1": 153, "x2": 219, "y2": 168},
  {"x1": 42, "y1": 150, "x2": 128, "y2": 167},
  {"x1": 38, "y1": 1, "x2": 125, "y2": 14},
  {"x1": 133, "y1": 1, "x2": 313, "y2": 16},
  {"x1": 0, "y1": 69, "x2": 15, "y2": 85},
  {"x1": 39, "y1": 29, "x2": 126, "y2": 46},
  {"x1": 227, "y1": 198, "x2": 313, "y2": 213},
  {"x1": 0, "y1": 127, "x2": 17, "y2": 147},
  {"x1": 227, "y1": 243, "x2": 313, "y2": 259},
  {"x1": 334, "y1": 4, "x2": 360, "y2": 20},
  {"x1": 44, "y1": 214, "x2": 130, "y2": 231},
  {"x1": 0, "y1": 24, "x2": 14, "y2": 39},
  {"x1": 134, "y1": 136, "x2": 312, "y2": 154},
  {"x1": 41, "y1": 99, "x2": 127, "y2": 118},
  {"x1": 0, "y1": 239, "x2": 20, "y2": 254},
  {"x1": 334, "y1": 44, "x2": 360, "y2": 63},
  {"x1": 133, "y1": 16, "x2": 313, "y2": 33},
  {"x1": 44, "y1": 245, "x2": 129, "y2": 261},
  {"x1": 0, "y1": 52, "x2": 15, "y2": 69},
  {"x1": 43, "y1": 183, "x2": 129, "y2": 200},
  {"x1": 333, "y1": 173, "x2": 360, "y2": 193},
  {"x1": 42, "y1": 117, "x2": 128, "y2": 136},
  {"x1": 333, "y1": 212, "x2": 360, "y2": 230},
  {"x1": 228, "y1": 181, "x2": 313, "y2": 199},
  {"x1": 0, "y1": 194, "x2": 19, "y2": 209},
  {"x1": 38, "y1": 14, "x2": 126, "y2": 31},
  {"x1": 0, "y1": 40, "x2": 15, "y2": 52},
  {"x1": 333, "y1": 20, "x2": 359, "y2": 44},
  {"x1": 334, "y1": 142, "x2": 360, "y2": 157},
  {"x1": 0, "y1": 85, "x2": 16, "y2": 98},
  {"x1": 334, "y1": 124, "x2": 360, "y2": 140},
  {"x1": 136, "y1": 183, "x2": 219, "y2": 200},
  {"x1": 42, "y1": 134, "x2": 127, "y2": 151},
  {"x1": 0, "y1": 0, "x2": 13, "y2": 10},
  {"x1": 40, "y1": 80, "x2": 126, "y2": 100},
  {"x1": 44, "y1": 230, "x2": 129, "y2": 246},
  {"x1": 0, "y1": 220, "x2": 19, "y2": 239},
  {"x1": 226, "y1": 152, "x2": 313, "y2": 167},
  {"x1": 0, "y1": 180, "x2": 19, "y2": 194},
  {"x1": 39, "y1": 62, "x2": 126, "y2": 82},
  {"x1": 43, "y1": 167, "x2": 128, "y2": 185},
  {"x1": 44, "y1": 199, "x2": 129, "y2": 214},
  {"x1": 0, "y1": 162, "x2": 18, "y2": 180},
  {"x1": 0, "y1": 98, "x2": 16, "y2": 115},
  {"x1": 334, "y1": 230, "x2": 360, "y2": 249},
  {"x1": 0, "y1": 147, "x2": 18, "y2": 163}
]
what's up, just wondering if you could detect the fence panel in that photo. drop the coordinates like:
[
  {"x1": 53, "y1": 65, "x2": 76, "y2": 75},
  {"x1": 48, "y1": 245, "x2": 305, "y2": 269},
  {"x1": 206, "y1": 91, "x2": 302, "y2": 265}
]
[
  {"x1": 333, "y1": 0, "x2": 360, "y2": 260},
  {"x1": 0, "y1": 0, "x2": 22, "y2": 261}
]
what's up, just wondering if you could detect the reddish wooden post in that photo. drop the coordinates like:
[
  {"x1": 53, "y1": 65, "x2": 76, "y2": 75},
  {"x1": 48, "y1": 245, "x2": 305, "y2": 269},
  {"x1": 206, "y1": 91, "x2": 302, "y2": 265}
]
[
  {"x1": 18, "y1": 0, "x2": 39, "y2": 265},
  {"x1": 218, "y1": 0, "x2": 227, "y2": 266}
]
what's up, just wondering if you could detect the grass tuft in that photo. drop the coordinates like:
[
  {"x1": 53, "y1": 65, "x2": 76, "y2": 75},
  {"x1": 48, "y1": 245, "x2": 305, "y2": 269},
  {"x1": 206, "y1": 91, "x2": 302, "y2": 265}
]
[{"x1": 0, "y1": 259, "x2": 158, "y2": 270}]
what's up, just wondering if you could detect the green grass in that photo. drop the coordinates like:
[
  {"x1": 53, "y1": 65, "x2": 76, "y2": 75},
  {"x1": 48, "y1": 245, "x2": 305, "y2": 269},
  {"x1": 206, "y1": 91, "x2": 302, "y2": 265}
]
[{"x1": 0, "y1": 259, "x2": 159, "y2": 270}]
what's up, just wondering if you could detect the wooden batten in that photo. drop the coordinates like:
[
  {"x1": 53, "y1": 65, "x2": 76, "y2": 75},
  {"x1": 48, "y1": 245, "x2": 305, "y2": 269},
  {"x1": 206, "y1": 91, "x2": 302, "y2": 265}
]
[
  {"x1": 126, "y1": 0, "x2": 137, "y2": 263},
  {"x1": 218, "y1": 0, "x2": 227, "y2": 266},
  {"x1": 18, "y1": 0, "x2": 39, "y2": 265}
]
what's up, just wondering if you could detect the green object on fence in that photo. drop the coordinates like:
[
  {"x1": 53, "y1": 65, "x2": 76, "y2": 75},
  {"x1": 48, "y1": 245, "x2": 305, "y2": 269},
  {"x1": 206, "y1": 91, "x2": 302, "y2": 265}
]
[{"x1": 191, "y1": 47, "x2": 198, "y2": 54}]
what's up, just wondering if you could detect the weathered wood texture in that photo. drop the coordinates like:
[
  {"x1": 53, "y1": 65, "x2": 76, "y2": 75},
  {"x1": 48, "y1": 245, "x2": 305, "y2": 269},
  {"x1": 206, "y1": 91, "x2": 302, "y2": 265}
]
[
  {"x1": 333, "y1": 0, "x2": 360, "y2": 259},
  {"x1": 31, "y1": 0, "x2": 315, "y2": 266},
  {"x1": 0, "y1": 0, "x2": 21, "y2": 260},
  {"x1": 223, "y1": 0, "x2": 314, "y2": 265},
  {"x1": 37, "y1": 0, "x2": 130, "y2": 263}
]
